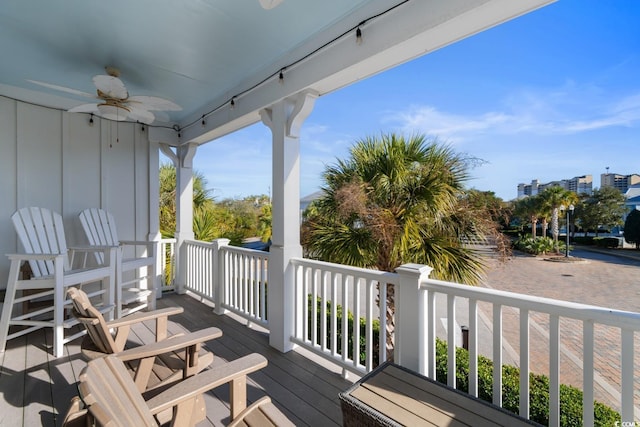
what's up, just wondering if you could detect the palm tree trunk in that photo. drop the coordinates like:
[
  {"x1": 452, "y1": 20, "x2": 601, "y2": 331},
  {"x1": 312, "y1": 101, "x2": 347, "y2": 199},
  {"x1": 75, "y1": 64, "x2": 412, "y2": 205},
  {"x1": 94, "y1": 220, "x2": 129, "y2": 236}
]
[{"x1": 551, "y1": 207, "x2": 559, "y2": 252}]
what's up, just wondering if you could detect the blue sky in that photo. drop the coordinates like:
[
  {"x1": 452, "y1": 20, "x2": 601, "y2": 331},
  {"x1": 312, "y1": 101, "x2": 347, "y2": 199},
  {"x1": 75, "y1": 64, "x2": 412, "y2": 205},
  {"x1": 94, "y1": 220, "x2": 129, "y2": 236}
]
[{"x1": 192, "y1": 0, "x2": 640, "y2": 202}]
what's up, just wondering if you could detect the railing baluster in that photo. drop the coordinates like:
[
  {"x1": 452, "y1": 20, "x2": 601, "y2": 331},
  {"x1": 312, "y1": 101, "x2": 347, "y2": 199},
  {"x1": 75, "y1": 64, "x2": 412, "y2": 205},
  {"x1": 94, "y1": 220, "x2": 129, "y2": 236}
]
[
  {"x1": 428, "y1": 290, "x2": 436, "y2": 379},
  {"x1": 620, "y1": 328, "x2": 634, "y2": 423},
  {"x1": 520, "y1": 308, "x2": 530, "y2": 419},
  {"x1": 583, "y1": 320, "x2": 595, "y2": 427},
  {"x1": 321, "y1": 270, "x2": 328, "y2": 351},
  {"x1": 493, "y1": 304, "x2": 502, "y2": 407},
  {"x1": 469, "y1": 298, "x2": 478, "y2": 397},
  {"x1": 353, "y1": 277, "x2": 361, "y2": 368},
  {"x1": 549, "y1": 315, "x2": 560, "y2": 427},
  {"x1": 312, "y1": 268, "x2": 319, "y2": 347},
  {"x1": 379, "y1": 282, "x2": 387, "y2": 365},
  {"x1": 341, "y1": 274, "x2": 349, "y2": 368},
  {"x1": 447, "y1": 294, "x2": 456, "y2": 388},
  {"x1": 331, "y1": 272, "x2": 338, "y2": 357},
  {"x1": 365, "y1": 279, "x2": 374, "y2": 371}
]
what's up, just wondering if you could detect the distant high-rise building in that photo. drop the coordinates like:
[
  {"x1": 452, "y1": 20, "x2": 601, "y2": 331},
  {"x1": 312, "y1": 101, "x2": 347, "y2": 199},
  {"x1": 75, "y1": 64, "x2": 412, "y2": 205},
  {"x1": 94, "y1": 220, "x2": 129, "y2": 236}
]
[
  {"x1": 517, "y1": 175, "x2": 592, "y2": 199},
  {"x1": 601, "y1": 173, "x2": 640, "y2": 194}
]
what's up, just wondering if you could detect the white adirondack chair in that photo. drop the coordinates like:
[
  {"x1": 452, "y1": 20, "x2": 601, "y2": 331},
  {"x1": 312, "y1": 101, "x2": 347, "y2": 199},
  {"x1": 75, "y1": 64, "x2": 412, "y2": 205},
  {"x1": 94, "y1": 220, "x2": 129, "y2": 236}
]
[
  {"x1": 79, "y1": 208, "x2": 157, "y2": 317},
  {"x1": 0, "y1": 207, "x2": 116, "y2": 357}
]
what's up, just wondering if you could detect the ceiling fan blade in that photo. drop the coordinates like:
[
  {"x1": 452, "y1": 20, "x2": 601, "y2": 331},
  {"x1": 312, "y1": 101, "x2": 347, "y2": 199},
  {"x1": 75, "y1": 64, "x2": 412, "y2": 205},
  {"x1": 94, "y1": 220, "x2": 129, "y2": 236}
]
[
  {"x1": 27, "y1": 80, "x2": 96, "y2": 99},
  {"x1": 127, "y1": 105, "x2": 156, "y2": 124},
  {"x1": 68, "y1": 103, "x2": 100, "y2": 113},
  {"x1": 128, "y1": 96, "x2": 182, "y2": 111},
  {"x1": 93, "y1": 75, "x2": 128, "y2": 99}
]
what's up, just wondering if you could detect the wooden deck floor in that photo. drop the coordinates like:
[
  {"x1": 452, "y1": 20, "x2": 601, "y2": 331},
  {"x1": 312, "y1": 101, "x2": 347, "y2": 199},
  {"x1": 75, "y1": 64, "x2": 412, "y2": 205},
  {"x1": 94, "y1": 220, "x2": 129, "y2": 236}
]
[{"x1": 0, "y1": 292, "x2": 354, "y2": 426}]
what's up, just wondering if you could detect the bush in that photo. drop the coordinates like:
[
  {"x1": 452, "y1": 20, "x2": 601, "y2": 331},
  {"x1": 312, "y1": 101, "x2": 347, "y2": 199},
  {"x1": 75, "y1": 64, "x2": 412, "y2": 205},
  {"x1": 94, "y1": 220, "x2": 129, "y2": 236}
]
[
  {"x1": 513, "y1": 237, "x2": 564, "y2": 255},
  {"x1": 435, "y1": 339, "x2": 620, "y2": 426},
  {"x1": 572, "y1": 236, "x2": 594, "y2": 245},
  {"x1": 308, "y1": 295, "x2": 380, "y2": 366},
  {"x1": 593, "y1": 237, "x2": 620, "y2": 248}
]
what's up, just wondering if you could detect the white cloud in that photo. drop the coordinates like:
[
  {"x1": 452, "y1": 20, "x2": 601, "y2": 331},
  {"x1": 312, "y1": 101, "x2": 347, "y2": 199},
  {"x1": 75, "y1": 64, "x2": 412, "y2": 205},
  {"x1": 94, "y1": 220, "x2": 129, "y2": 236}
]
[{"x1": 389, "y1": 85, "x2": 640, "y2": 141}]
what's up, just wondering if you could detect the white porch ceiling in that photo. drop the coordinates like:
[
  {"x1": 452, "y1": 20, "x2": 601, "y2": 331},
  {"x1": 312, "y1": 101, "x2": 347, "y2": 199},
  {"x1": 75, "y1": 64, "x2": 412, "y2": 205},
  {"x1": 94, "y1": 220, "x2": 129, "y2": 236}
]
[{"x1": 0, "y1": 0, "x2": 554, "y2": 146}]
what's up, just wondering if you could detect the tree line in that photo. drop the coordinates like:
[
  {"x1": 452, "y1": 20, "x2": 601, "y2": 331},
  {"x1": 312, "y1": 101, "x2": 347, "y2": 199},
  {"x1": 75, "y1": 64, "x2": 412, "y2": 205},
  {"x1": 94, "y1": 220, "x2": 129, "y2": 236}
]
[
  {"x1": 159, "y1": 163, "x2": 272, "y2": 246},
  {"x1": 511, "y1": 185, "x2": 627, "y2": 240}
]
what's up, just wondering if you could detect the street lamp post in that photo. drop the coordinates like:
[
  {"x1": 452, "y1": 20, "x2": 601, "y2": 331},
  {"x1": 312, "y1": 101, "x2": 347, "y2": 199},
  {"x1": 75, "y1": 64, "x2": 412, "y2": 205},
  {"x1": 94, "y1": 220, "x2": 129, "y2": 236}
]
[{"x1": 561, "y1": 204, "x2": 575, "y2": 257}]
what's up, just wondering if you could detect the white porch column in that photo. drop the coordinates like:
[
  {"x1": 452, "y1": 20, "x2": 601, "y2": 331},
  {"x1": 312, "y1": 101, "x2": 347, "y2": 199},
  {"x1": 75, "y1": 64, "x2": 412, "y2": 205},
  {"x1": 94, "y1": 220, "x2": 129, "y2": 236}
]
[
  {"x1": 395, "y1": 263, "x2": 433, "y2": 372},
  {"x1": 261, "y1": 91, "x2": 317, "y2": 352},
  {"x1": 161, "y1": 142, "x2": 198, "y2": 294}
]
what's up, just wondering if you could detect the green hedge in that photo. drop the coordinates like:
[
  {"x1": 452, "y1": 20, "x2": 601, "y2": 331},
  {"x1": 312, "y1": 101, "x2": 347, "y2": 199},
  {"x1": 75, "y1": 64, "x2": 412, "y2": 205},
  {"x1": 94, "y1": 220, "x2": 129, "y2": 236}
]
[
  {"x1": 436, "y1": 340, "x2": 620, "y2": 426},
  {"x1": 572, "y1": 236, "x2": 594, "y2": 245},
  {"x1": 593, "y1": 237, "x2": 620, "y2": 248},
  {"x1": 310, "y1": 295, "x2": 621, "y2": 426},
  {"x1": 307, "y1": 296, "x2": 380, "y2": 364}
]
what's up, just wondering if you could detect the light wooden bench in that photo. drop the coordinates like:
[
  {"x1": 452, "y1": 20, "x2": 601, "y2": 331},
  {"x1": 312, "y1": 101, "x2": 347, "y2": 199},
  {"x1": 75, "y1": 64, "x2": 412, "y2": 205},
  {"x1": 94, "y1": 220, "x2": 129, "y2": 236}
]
[{"x1": 339, "y1": 362, "x2": 541, "y2": 427}]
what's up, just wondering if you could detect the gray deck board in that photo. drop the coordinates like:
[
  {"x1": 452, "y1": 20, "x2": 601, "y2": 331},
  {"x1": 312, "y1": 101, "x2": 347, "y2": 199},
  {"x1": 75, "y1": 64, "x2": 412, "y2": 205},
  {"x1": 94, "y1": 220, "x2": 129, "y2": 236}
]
[{"x1": 0, "y1": 292, "x2": 353, "y2": 426}]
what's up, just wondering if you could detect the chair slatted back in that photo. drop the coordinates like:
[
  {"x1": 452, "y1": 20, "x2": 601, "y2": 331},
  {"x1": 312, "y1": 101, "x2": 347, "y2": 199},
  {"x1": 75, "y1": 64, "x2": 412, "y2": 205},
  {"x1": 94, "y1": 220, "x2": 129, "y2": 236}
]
[
  {"x1": 78, "y1": 355, "x2": 156, "y2": 427},
  {"x1": 79, "y1": 208, "x2": 119, "y2": 265},
  {"x1": 68, "y1": 288, "x2": 118, "y2": 354},
  {"x1": 12, "y1": 207, "x2": 70, "y2": 277}
]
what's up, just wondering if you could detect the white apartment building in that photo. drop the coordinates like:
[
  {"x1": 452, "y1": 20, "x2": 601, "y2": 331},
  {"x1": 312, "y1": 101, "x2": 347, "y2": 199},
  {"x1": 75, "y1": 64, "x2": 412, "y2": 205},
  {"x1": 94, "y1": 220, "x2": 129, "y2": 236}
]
[
  {"x1": 601, "y1": 173, "x2": 640, "y2": 194},
  {"x1": 517, "y1": 175, "x2": 593, "y2": 199}
]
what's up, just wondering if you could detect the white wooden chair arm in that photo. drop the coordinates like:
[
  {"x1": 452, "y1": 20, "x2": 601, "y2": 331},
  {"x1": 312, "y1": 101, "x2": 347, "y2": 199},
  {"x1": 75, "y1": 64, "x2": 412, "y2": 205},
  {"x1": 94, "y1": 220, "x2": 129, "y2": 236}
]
[
  {"x1": 6, "y1": 253, "x2": 62, "y2": 261},
  {"x1": 104, "y1": 307, "x2": 183, "y2": 329},
  {"x1": 115, "y1": 327, "x2": 222, "y2": 362},
  {"x1": 145, "y1": 353, "x2": 267, "y2": 416},
  {"x1": 119, "y1": 240, "x2": 155, "y2": 247},
  {"x1": 68, "y1": 245, "x2": 118, "y2": 252}
]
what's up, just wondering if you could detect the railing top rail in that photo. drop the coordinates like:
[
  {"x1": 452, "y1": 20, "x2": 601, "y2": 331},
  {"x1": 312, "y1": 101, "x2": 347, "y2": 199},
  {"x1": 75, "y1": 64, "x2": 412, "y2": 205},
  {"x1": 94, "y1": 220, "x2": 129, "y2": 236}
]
[
  {"x1": 184, "y1": 239, "x2": 215, "y2": 248},
  {"x1": 421, "y1": 277, "x2": 640, "y2": 330},
  {"x1": 291, "y1": 257, "x2": 399, "y2": 284},
  {"x1": 159, "y1": 238, "x2": 177, "y2": 243},
  {"x1": 221, "y1": 245, "x2": 269, "y2": 256}
]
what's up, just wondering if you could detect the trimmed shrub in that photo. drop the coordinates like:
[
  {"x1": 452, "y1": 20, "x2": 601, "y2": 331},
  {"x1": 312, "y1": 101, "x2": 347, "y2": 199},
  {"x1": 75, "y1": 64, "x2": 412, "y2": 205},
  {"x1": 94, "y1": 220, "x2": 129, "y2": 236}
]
[
  {"x1": 513, "y1": 236, "x2": 564, "y2": 255},
  {"x1": 572, "y1": 236, "x2": 594, "y2": 245},
  {"x1": 593, "y1": 237, "x2": 620, "y2": 248},
  {"x1": 308, "y1": 295, "x2": 380, "y2": 366},
  {"x1": 435, "y1": 339, "x2": 620, "y2": 426}
]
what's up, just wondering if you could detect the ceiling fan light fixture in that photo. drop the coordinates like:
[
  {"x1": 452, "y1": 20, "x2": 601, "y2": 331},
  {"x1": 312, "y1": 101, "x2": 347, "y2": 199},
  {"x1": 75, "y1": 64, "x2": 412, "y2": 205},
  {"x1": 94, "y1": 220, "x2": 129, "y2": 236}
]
[
  {"x1": 259, "y1": 0, "x2": 284, "y2": 9},
  {"x1": 98, "y1": 104, "x2": 129, "y2": 121}
]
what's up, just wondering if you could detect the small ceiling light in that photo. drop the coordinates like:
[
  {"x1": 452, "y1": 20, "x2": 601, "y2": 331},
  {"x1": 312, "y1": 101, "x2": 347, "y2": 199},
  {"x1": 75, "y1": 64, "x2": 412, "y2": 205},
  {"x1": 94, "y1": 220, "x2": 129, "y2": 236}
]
[
  {"x1": 356, "y1": 27, "x2": 362, "y2": 45},
  {"x1": 279, "y1": 69, "x2": 284, "y2": 83},
  {"x1": 259, "y1": 0, "x2": 284, "y2": 9},
  {"x1": 141, "y1": 124, "x2": 145, "y2": 132},
  {"x1": 201, "y1": 115, "x2": 206, "y2": 127},
  {"x1": 230, "y1": 97, "x2": 236, "y2": 109},
  {"x1": 89, "y1": 113, "x2": 94, "y2": 126}
]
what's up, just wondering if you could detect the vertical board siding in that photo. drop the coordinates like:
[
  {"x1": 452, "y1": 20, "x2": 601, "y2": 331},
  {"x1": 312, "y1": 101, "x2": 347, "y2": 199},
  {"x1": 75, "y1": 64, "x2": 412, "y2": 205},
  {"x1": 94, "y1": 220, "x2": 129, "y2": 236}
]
[{"x1": 0, "y1": 97, "x2": 155, "y2": 288}]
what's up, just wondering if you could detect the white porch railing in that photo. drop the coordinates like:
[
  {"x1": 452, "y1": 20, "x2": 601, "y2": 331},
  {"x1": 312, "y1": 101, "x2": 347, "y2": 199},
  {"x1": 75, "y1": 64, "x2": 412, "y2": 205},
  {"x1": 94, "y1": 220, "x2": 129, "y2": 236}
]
[
  {"x1": 159, "y1": 238, "x2": 176, "y2": 291},
  {"x1": 418, "y1": 277, "x2": 640, "y2": 427},
  {"x1": 179, "y1": 238, "x2": 639, "y2": 426},
  {"x1": 183, "y1": 239, "x2": 269, "y2": 327},
  {"x1": 290, "y1": 257, "x2": 395, "y2": 376},
  {"x1": 220, "y1": 244, "x2": 269, "y2": 327}
]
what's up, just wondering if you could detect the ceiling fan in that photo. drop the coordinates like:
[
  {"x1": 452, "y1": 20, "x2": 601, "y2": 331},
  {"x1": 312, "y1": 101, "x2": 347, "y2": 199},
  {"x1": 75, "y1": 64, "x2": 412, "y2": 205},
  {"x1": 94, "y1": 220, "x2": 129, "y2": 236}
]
[{"x1": 29, "y1": 66, "x2": 181, "y2": 124}]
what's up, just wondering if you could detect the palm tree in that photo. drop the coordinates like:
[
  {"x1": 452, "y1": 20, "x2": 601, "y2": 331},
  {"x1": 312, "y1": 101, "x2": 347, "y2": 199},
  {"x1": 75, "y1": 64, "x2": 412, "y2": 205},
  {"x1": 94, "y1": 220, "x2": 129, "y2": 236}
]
[
  {"x1": 302, "y1": 133, "x2": 491, "y2": 356},
  {"x1": 539, "y1": 186, "x2": 578, "y2": 253},
  {"x1": 159, "y1": 162, "x2": 215, "y2": 238},
  {"x1": 514, "y1": 196, "x2": 544, "y2": 238}
]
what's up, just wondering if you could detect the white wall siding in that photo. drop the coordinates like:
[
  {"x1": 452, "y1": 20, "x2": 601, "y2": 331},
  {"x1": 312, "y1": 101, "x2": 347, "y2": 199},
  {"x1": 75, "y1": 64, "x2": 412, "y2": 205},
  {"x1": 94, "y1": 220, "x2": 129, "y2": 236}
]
[{"x1": 0, "y1": 96, "x2": 159, "y2": 289}]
